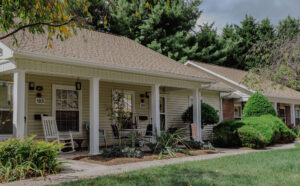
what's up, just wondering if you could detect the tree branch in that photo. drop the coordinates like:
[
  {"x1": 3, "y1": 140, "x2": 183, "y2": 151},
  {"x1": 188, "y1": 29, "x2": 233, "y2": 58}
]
[{"x1": 0, "y1": 17, "x2": 77, "y2": 40}]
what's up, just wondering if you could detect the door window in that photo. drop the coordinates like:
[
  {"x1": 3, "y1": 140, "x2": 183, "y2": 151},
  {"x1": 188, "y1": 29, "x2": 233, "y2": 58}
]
[{"x1": 0, "y1": 82, "x2": 13, "y2": 135}]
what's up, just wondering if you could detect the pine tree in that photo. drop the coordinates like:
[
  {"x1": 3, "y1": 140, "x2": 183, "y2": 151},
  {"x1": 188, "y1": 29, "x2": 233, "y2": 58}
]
[{"x1": 277, "y1": 15, "x2": 300, "y2": 39}]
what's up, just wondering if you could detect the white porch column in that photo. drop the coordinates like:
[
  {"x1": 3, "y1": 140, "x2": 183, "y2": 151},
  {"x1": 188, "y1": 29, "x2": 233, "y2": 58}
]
[
  {"x1": 151, "y1": 84, "x2": 160, "y2": 137},
  {"x1": 290, "y1": 104, "x2": 295, "y2": 126},
  {"x1": 273, "y1": 102, "x2": 278, "y2": 116},
  {"x1": 13, "y1": 70, "x2": 26, "y2": 139},
  {"x1": 193, "y1": 88, "x2": 202, "y2": 142},
  {"x1": 219, "y1": 93, "x2": 223, "y2": 122},
  {"x1": 89, "y1": 77, "x2": 100, "y2": 155}
]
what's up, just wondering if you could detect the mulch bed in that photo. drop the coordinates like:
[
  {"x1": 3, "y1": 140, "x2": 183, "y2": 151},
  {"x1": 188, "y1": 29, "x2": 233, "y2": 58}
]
[{"x1": 73, "y1": 150, "x2": 221, "y2": 166}]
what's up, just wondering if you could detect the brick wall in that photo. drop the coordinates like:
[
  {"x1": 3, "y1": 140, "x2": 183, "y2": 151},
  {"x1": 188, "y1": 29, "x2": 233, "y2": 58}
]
[
  {"x1": 222, "y1": 99, "x2": 234, "y2": 120},
  {"x1": 286, "y1": 105, "x2": 291, "y2": 126}
]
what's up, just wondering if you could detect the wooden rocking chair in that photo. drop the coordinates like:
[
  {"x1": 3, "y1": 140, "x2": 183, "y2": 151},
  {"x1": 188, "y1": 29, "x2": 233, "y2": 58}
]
[{"x1": 41, "y1": 115, "x2": 75, "y2": 153}]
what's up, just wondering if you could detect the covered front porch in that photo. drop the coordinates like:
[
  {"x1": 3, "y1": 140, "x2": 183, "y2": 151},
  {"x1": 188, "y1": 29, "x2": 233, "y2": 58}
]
[{"x1": 0, "y1": 59, "x2": 211, "y2": 155}]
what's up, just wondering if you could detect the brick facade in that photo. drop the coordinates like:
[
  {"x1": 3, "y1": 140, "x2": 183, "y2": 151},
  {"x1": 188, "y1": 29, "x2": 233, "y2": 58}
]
[
  {"x1": 222, "y1": 98, "x2": 234, "y2": 120},
  {"x1": 286, "y1": 105, "x2": 291, "y2": 126}
]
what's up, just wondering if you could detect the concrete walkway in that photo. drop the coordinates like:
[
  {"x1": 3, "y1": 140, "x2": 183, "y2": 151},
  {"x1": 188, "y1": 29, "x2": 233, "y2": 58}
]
[{"x1": 5, "y1": 142, "x2": 298, "y2": 186}]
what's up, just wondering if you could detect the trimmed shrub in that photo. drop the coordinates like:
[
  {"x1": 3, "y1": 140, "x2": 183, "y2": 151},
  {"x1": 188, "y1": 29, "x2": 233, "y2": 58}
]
[
  {"x1": 183, "y1": 141, "x2": 215, "y2": 150},
  {"x1": 242, "y1": 93, "x2": 277, "y2": 118},
  {"x1": 213, "y1": 120, "x2": 245, "y2": 147},
  {"x1": 102, "y1": 146, "x2": 143, "y2": 158},
  {"x1": 238, "y1": 115, "x2": 296, "y2": 148},
  {"x1": 213, "y1": 115, "x2": 296, "y2": 149},
  {"x1": 182, "y1": 103, "x2": 219, "y2": 125},
  {"x1": 238, "y1": 125, "x2": 266, "y2": 148},
  {"x1": 292, "y1": 126, "x2": 300, "y2": 137},
  {"x1": 0, "y1": 136, "x2": 63, "y2": 182}
]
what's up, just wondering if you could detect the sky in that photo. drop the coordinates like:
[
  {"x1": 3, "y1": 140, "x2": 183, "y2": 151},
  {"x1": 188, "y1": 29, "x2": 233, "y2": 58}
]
[{"x1": 197, "y1": 0, "x2": 300, "y2": 32}]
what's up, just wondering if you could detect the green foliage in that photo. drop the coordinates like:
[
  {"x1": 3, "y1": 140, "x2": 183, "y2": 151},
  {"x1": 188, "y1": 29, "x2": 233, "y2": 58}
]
[
  {"x1": 277, "y1": 16, "x2": 300, "y2": 39},
  {"x1": 214, "y1": 115, "x2": 296, "y2": 149},
  {"x1": 184, "y1": 141, "x2": 215, "y2": 150},
  {"x1": 181, "y1": 103, "x2": 219, "y2": 125},
  {"x1": 147, "y1": 129, "x2": 189, "y2": 159},
  {"x1": 0, "y1": 136, "x2": 63, "y2": 183},
  {"x1": 213, "y1": 120, "x2": 245, "y2": 147},
  {"x1": 101, "y1": 146, "x2": 143, "y2": 158},
  {"x1": 238, "y1": 115, "x2": 296, "y2": 148},
  {"x1": 242, "y1": 93, "x2": 276, "y2": 118},
  {"x1": 292, "y1": 126, "x2": 300, "y2": 137},
  {"x1": 0, "y1": 0, "x2": 90, "y2": 45}
]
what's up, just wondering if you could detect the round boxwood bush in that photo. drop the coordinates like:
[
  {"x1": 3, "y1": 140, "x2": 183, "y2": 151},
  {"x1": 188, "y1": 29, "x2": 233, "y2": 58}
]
[
  {"x1": 243, "y1": 92, "x2": 276, "y2": 118},
  {"x1": 182, "y1": 103, "x2": 219, "y2": 126},
  {"x1": 238, "y1": 115, "x2": 296, "y2": 148},
  {"x1": 213, "y1": 120, "x2": 245, "y2": 147}
]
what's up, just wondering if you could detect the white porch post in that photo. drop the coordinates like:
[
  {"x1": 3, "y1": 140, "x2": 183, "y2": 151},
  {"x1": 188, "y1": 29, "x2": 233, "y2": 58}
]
[
  {"x1": 273, "y1": 102, "x2": 278, "y2": 116},
  {"x1": 219, "y1": 93, "x2": 223, "y2": 122},
  {"x1": 151, "y1": 84, "x2": 160, "y2": 137},
  {"x1": 290, "y1": 104, "x2": 295, "y2": 127},
  {"x1": 13, "y1": 70, "x2": 26, "y2": 139},
  {"x1": 89, "y1": 77, "x2": 100, "y2": 155},
  {"x1": 193, "y1": 88, "x2": 202, "y2": 142}
]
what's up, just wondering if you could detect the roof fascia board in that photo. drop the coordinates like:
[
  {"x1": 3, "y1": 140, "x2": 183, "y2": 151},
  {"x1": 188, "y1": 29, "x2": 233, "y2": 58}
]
[
  {"x1": 0, "y1": 42, "x2": 14, "y2": 60},
  {"x1": 13, "y1": 51, "x2": 216, "y2": 84},
  {"x1": 185, "y1": 61, "x2": 255, "y2": 94},
  {"x1": 185, "y1": 61, "x2": 300, "y2": 102}
]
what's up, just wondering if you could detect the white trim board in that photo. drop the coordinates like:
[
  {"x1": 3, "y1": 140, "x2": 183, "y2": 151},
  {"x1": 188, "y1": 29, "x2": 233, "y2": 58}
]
[{"x1": 185, "y1": 61, "x2": 254, "y2": 94}]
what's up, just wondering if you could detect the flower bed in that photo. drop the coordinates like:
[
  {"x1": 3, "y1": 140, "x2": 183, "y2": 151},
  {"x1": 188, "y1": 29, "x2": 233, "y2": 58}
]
[{"x1": 73, "y1": 149, "x2": 220, "y2": 166}]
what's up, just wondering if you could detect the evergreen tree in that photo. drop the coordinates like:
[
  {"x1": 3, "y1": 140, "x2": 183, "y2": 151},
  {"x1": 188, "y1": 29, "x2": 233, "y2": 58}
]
[
  {"x1": 277, "y1": 15, "x2": 300, "y2": 39},
  {"x1": 189, "y1": 23, "x2": 228, "y2": 65}
]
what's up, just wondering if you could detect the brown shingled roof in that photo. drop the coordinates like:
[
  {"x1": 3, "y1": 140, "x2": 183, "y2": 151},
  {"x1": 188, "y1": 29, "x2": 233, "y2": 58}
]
[
  {"x1": 190, "y1": 61, "x2": 300, "y2": 99},
  {"x1": 1, "y1": 29, "x2": 215, "y2": 82}
]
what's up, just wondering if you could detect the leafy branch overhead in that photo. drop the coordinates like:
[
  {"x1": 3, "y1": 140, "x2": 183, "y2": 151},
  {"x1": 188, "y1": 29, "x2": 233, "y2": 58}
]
[{"x1": 0, "y1": 0, "x2": 91, "y2": 47}]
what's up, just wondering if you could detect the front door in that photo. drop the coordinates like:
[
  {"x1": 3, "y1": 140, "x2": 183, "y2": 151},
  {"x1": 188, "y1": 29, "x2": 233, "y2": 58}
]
[
  {"x1": 0, "y1": 82, "x2": 13, "y2": 137},
  {"x1": 160, "y1": 95, "x2": 167, "y2": 131}
]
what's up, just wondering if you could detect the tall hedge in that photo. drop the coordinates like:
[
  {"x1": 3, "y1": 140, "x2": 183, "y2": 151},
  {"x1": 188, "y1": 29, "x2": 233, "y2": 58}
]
[{"x1": 243, "y1": 92, "x2": 276, "y2": 118}]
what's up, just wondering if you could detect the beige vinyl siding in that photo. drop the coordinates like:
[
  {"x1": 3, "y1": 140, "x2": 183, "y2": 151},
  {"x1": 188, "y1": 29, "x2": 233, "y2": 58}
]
[
  {"x1": 25, "y1": 74, "x2": 90, "y2": 140},
  {"x1": 165, "y1": 89, "x2": 221, "y2": 134},
  {"x1": 201, "y1": 90, "x2": 220, "y2": 112},
  {"x1": 165, "y1": 89, "x2": 191, "y2": 135},
  {"x1": 9, "y1": 73, "x2": 221, "y2": 146},
  {"x1": 99, "y1": 82, "x2": 151, "y2": 146}
]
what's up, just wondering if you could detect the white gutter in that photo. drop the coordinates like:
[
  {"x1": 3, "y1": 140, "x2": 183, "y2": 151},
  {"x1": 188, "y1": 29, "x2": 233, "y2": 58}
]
[
  {"x1": 184, "y1": 61, "x2": 255, "y2": 93},
  {"x1": 12, "y1": 51, "x2": 217, "y2": 84}
]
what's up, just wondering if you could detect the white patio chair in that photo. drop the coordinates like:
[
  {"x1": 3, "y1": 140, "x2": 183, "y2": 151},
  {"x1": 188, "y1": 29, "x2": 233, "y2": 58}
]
[{"x1": 41, "y1": 115, "x2": 75, "y2": 153}]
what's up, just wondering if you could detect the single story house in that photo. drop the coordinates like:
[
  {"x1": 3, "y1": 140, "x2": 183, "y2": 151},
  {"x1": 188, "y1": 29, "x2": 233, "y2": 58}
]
[
  {"x1": 0, "y1": 29, "x2": 230, "y2": 154},
  {"x1": 185, "y1": 61, "x2": 300, "y2": 126}
]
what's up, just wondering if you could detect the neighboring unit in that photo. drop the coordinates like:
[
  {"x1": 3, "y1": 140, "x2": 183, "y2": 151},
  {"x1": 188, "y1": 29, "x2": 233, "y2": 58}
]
[{"x1": 185, "y1": 61, "x2": 300, "y2": 126}]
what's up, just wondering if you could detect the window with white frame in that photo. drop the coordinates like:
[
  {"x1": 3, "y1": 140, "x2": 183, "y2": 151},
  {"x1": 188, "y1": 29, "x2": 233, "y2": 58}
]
[
  {"x1": 0, "y1": 82, "x2": 13, "y2": 135},
  {"x1": 234, "y1": 104, "x2": 242, "y2": 120},
  {"x1": 296, "y1": 108, "x2": 300, "y2": 124},
  {"x1": 112, "y1": 89, "x2": 135, "y2": 129},
  {"x1": 53, "y1": 85, "x2": 81, "y2": 132}
]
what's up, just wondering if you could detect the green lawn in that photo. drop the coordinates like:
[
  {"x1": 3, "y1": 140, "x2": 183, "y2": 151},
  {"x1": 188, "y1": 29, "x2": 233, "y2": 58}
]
[{"x1": 59, "y1": 144, "x2": 300, "y2": 186}]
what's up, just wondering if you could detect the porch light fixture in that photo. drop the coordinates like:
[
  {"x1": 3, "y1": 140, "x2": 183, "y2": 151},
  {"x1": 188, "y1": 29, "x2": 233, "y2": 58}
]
[
  {"x1": 75, "y1": 79, "x2": 81, "y2": 90},
  {"x1": 29, "y1": 82, "x2": 35, "y2": 90}
]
